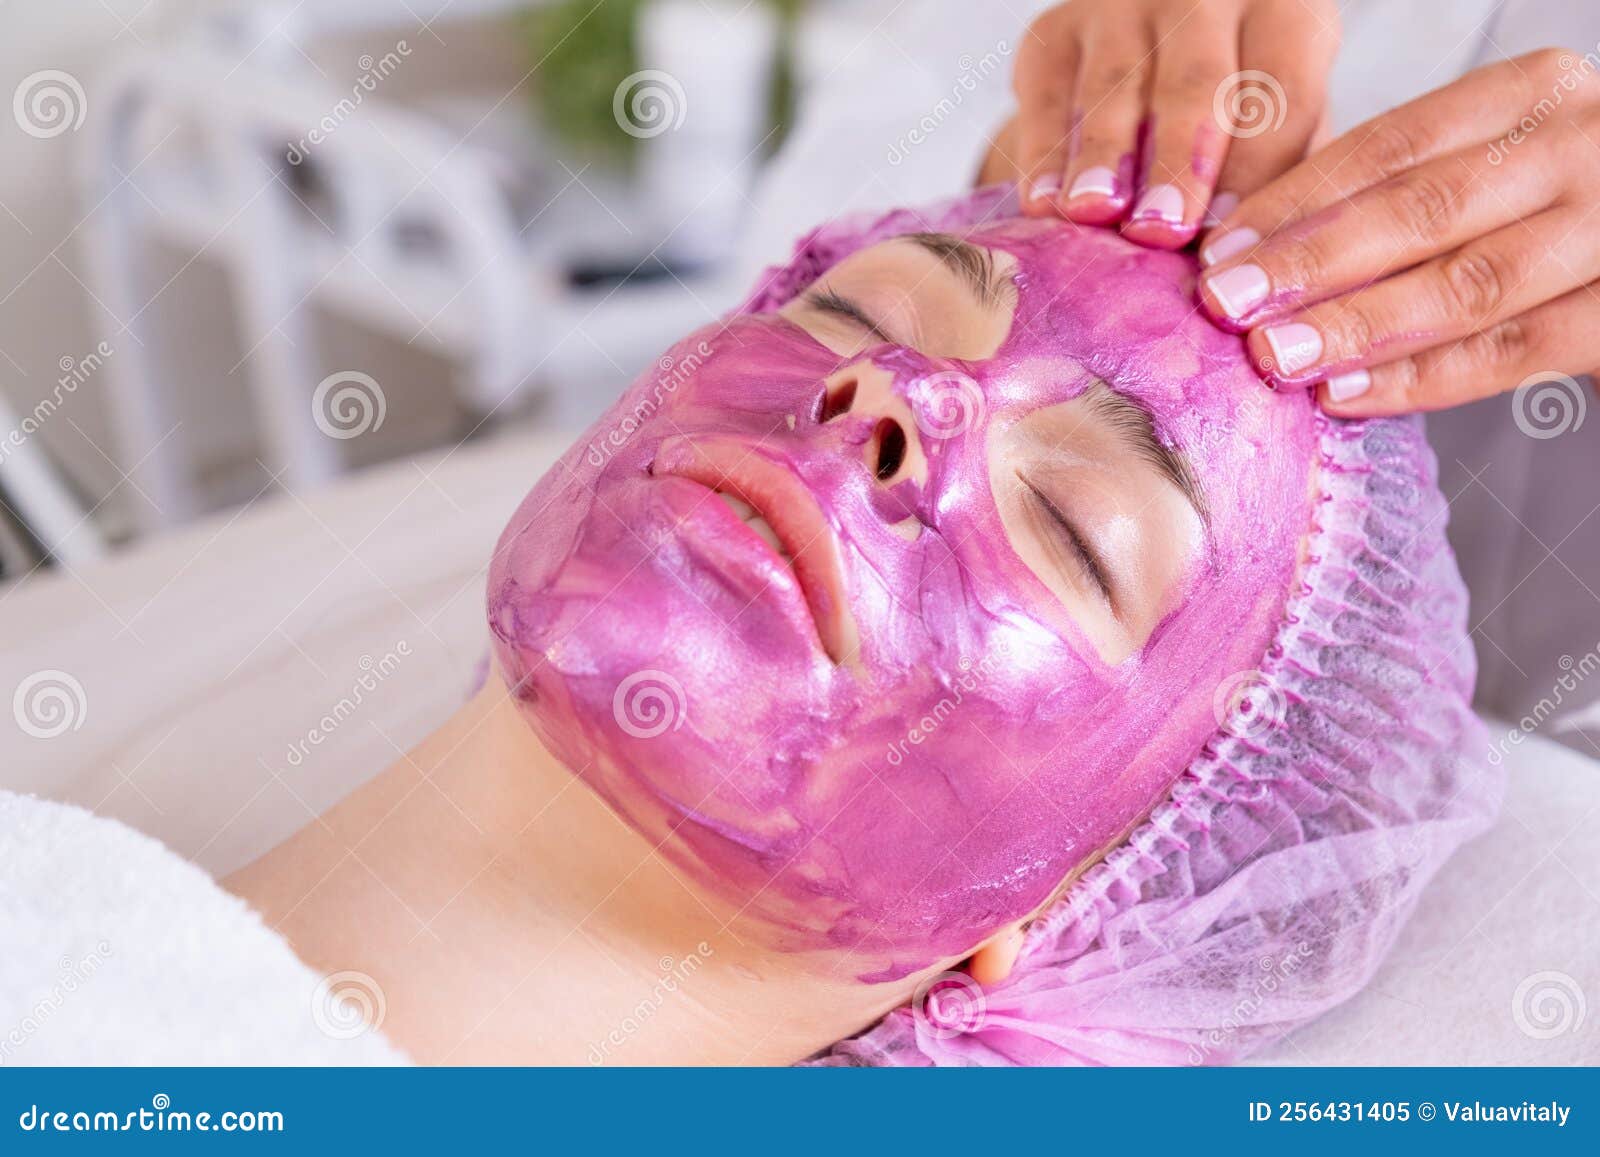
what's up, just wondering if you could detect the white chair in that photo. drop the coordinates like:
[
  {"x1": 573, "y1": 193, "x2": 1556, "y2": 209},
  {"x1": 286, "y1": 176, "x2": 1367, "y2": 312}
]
[
  {"x1": 77, "y1": 0, "x2": 778, "y2": 530},
  {"x1": 0, "y1": 393, "x2": 106, "y2": 571}
]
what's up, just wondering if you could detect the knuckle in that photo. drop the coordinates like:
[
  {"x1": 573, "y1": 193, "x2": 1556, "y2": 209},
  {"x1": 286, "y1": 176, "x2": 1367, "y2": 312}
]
[
  {"x1": 1522, "y1": 46, "x2": 1571, "y2": 84},
  {"x1": 1270, "y1": 234, "x2": 1336, "y2": 294},
  {"x1": 1020, "y1": 84, "x2": 1073, "y2": 117},
  {"x1": 1574, "y1": 61, "x2": 1600, "y2": 105},
  {"x1": 1437, "y1": 248, "x2": 1509, "y2": 320},
  {"x1": 1386, "y1": 170, "x2": 1461, "y2": 242},
  {"x1": 1159, "y1": 58, "x2": 1225, "y2": 100},
  {"x1": 1085, "y1": 60, "x2": 1146, "y2": 99},
  {"x1": 1013, "y1": 56, "x2": 1070, "y2": 108},
  {"x1": 1327, "y1": 302, "x2": 1380, "y2": 359},
  {"x1": 1384, "y1": 354, "x2": 1422, "y2": 399},
  {"x1": 1462, "y1": 315, "x2": 1532, "y2": 368},
  {"x1": 1360, "y1": 116, "x2": 1428, "y2": 182},
  {"x1": 1554, "y1": 113, "x2": 1600, "y2": 180}
]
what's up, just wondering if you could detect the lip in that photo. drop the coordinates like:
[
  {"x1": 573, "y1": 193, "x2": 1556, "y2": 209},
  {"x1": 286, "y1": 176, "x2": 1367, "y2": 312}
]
[{"x1": 651, "y1": 435, "x2": 858, "y2": 664}]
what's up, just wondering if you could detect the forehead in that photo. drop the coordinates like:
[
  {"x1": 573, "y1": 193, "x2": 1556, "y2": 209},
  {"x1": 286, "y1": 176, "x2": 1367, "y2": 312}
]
[{"x1": 962, "y1": 218, "x2": 1262, "y2": 417}]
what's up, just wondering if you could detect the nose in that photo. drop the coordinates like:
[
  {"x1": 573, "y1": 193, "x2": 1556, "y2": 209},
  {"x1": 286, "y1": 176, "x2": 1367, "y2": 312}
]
[{"x1": 814, "y1": 361, "x2": 928, "y2": 488}]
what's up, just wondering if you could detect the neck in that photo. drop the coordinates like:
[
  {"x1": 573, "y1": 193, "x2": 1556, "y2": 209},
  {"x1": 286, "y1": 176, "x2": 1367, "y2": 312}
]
[{"x1": 224, "y1": 677, "x2": 901, "y2": 1064}]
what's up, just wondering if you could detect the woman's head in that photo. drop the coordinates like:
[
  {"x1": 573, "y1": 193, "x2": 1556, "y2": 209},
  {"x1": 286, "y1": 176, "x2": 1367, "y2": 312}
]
[{"x1": 488, "y1": 190, "x2": 1329, "y2": 981}]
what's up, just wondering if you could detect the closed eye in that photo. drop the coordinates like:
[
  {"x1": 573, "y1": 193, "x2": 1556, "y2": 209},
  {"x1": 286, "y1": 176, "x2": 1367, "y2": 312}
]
[
  {"x1": 805, "y1": 287, "x2": 896, "y2": 345},
  {"x1": 1018, "y1": 472, "x2": 1116, "y2": 611}
]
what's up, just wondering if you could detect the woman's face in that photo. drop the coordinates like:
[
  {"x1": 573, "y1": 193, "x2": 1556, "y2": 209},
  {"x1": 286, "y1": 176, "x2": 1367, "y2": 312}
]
[{"x1": 489, "y1": 215, "x2": 1320, "y2": 980}]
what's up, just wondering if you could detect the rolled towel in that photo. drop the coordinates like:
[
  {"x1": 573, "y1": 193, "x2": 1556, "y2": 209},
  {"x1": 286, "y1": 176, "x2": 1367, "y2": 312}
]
[{"x1": 0, "y1": 790, "x2": 404, "y2": 1065}]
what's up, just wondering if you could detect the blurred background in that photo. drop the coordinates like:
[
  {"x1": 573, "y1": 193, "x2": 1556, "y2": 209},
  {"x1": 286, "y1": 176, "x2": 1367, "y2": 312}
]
[{"x1": 0, "y1": 0, "x2": 970, "y2": 577}]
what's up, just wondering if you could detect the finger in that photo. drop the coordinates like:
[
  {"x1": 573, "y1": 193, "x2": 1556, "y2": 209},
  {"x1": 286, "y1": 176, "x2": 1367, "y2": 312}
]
[
  {"x1": 1057, "y1": 27, "x2": 1152, "y2": 225},
  {"x1": 1201, "y1": 47, "x2": 1600, "y2": 265},
  {"x1": 1199, "y1": 132, "x2": 1560, "y2": 330},
  {"x1": 1243, "y1": 206, "x2": 1596, "y2": 388},
  {"x1": 1207, "y1": 0, "x2": 1339, "y2": 209},
  {"x1": 1119, "y1": 11, "x2": 1237, "y2": 248},
  {"x1": 1012, "y1": 23, "x2": 1082, "y2": 213},
  {"x1": 1316, "y1": 286, "x2": 1600, "y2": 418}
]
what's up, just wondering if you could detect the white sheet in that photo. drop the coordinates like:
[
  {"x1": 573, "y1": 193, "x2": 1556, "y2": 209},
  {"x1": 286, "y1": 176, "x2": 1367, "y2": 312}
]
[{"x1": 2, "y1": 424, "x2": 1595, "y2": 1064}]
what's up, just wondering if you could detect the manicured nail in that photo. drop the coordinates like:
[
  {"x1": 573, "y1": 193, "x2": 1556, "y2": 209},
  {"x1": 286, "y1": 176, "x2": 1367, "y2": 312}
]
[
  {"x1": 1203, "y1": 263, "x2": 1270, "y2": 319},
  {"x1": 1203, "y1": 191, "x2": 1239, "y2": 228},
  {"x1": 1325, "y1": 369, "x2": 1372, "y2": 403},
  {"x1": 1066, "y1": 166, "x2": 1118, "y2": 201},
  {"x1": 1263, "y1": 323, "x2": 1324, "y2": 376},
  {"x1": 1201, "y1": 226, "x2": 1260, "y2": 266},
  {"x1": 1130, "y1": 183, "x2": 1185, "y2": 224},
  {"x1": 1027, "y1": 174, "x2": 1062, "y2": 204}
]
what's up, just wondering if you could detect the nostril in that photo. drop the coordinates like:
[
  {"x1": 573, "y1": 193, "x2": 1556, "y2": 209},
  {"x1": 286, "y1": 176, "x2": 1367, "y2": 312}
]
[
  {"x1": 871, "y1": 418, "x2": 907, "y2": 481},
  {"x1": 817, "y1": 376, "x2": 857, "y2": 423}
]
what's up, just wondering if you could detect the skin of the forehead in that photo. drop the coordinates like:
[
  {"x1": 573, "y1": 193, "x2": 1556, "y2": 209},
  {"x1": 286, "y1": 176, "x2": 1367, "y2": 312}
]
[{"x1": 487, "y1": 213, "x2": 1321, "y2": 980}]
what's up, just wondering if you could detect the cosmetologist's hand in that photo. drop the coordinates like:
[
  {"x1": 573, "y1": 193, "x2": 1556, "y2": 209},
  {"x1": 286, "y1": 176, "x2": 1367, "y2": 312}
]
[
  {"x1": 1197, "y1": 49, "x2": 1600, "y2": 418},
  {"x1": 982, "y1": 0, "x2": 1339, "y2": 248}
]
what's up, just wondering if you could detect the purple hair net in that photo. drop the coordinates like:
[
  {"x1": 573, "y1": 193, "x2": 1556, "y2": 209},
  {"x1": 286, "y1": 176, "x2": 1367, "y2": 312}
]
[{"x1": 743, "y1": 188, "x2": 1507, "y2": 1066}]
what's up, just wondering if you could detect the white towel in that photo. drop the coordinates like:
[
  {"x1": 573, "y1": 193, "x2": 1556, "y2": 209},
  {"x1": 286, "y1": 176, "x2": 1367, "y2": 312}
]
[{"x1": 0, "y1": 790, "x2": 405, "y2": 1066}]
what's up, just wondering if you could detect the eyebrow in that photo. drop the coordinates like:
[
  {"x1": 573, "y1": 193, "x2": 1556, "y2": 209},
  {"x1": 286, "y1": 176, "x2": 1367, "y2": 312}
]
[
  {"x1": 1084, "y1": 386, "x2": 1208, "y2": 523},
  {"x1": 901, "y1": 231, "x2": 1013, "y2": 310}
]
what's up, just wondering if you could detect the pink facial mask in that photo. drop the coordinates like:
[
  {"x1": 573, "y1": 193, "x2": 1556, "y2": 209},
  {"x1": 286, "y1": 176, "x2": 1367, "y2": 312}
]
[{"x1": 488, "y1": 206, "x2": 1320, "y2": 980}]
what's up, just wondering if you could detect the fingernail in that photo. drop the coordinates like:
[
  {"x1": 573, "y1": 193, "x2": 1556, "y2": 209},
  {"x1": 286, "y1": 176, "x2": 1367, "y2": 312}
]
[
  {"x1": 1203, "y1": 263, "x2": 1270, "y2": 320},
  {"x1": 1203, "y1": 191, "x2": 1239, "y2": 228},
  {"x1": 1263, "y1": 323, "x2": 1324, "y2": 376},
  {"x1": 1325, "y1": 369, "x2": 1372, "y2": 403},
  {"x1": 1026, "y1": 174, "x2": 1062, "y2": 204},
  {"x1": 1201, "y1": 226, "x2": 1260, "y2": 266},
  {"x1": 1066, "y1": 166, "x2": 1118, "y2": 201},
  {"x1": 1129, "y1": 183, "x2": 1185, "y2": 224}
]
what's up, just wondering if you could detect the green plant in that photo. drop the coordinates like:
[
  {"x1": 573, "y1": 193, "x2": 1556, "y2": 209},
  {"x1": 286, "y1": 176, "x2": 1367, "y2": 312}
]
[{"x1": 524, "y1": 0, "x2": 804, "y2": 165}]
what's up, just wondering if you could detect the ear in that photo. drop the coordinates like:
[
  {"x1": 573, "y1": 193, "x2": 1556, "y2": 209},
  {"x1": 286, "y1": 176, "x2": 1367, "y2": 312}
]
[{"x1": 965, "y1": 921, "x2": 1027, "y2": 986}]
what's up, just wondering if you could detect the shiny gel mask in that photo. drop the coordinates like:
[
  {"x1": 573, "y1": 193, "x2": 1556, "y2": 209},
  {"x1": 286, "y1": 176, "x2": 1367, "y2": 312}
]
[{"x1": 488, "y1": 195, "x2": 1320, "y2": 980}]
